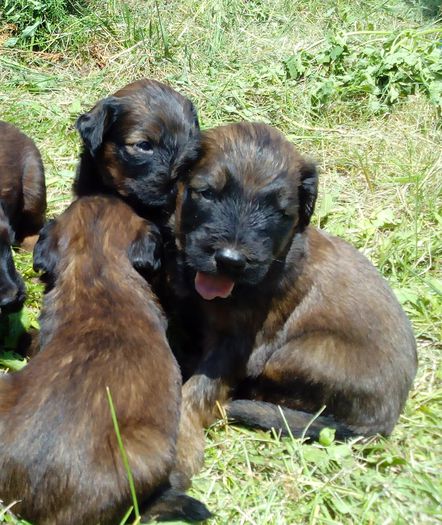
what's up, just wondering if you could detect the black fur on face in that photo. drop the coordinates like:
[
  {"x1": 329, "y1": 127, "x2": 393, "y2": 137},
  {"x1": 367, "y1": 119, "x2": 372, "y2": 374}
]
[
  {"x1": 74, "y1": 79, "x2": 201, "y2": 221},
  {"x1": 0, "y1": 208, "x2": 25, "y2": 313},
  {"x1": 176, "y1": 122, "x2": 318, "y2": 297}
]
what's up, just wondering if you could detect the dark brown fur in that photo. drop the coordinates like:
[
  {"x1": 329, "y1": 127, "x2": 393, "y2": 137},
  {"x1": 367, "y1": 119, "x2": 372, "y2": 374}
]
[
  {"x1": 73, "y1": 79, "x2": 200, "y2": 225},
  {"x1": 0, "y1": 121, "x2": 46, "y2": 243},
  {"x1": 0, "y1": 196, "x2": 210, "y2": 524},
  {"x1": 0, "y1": 121, "x2": 46, "y2": 312},
  {"x1": 167, "y1": 122, "x2": 417, "y2": 487}
]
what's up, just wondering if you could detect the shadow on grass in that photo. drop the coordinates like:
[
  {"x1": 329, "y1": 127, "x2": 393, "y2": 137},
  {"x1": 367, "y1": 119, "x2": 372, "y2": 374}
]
[
  {"x1": 0, "y1": 310, "x2": 32, "y2": 367},
  {"x1": 407, "y1": 0, "x2": 442, "y2": 19}
]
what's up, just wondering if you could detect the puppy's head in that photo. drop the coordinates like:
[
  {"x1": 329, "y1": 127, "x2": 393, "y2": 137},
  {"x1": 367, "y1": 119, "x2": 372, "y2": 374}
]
[
  {"x1": 176, "y1": 122, "x2": 318, "y2": 301},
  {"x1": 75, "y1": 79, "x2": 200, "y2": 217},
  {"x1": 0, "y1": 205, "x2": 25, "y2": 314},
  {"x1": 33, "y1": 196, "x2": 162, "y2": 285}
]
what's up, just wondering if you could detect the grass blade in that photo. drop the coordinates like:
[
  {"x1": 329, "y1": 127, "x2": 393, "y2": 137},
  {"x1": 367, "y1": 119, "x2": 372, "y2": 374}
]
[{"x1": 106, "y1": 386, "x2": 140, "y2": 522}]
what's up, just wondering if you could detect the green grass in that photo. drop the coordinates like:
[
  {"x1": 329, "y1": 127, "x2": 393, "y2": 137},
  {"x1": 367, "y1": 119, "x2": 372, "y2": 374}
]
[{"x1": 0, "y1": 0, "x2": 441, "y2": 523}]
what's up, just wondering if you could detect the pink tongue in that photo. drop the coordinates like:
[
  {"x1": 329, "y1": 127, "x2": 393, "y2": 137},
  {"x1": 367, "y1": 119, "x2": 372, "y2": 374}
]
[{"x1": 195, "y1": 272, "x2": 235, "y2": 300}]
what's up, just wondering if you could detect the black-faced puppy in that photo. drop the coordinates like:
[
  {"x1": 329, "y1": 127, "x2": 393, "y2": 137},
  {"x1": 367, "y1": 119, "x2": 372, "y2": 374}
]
[
  {"x1": 0, "y1": 121, "x2": 46, "y2": 312},
  {"x1": 169, "y1": 122, "x2": 417, "y2": 487},
  {"x1": 74, "y1": 79, "x2": 200, "y2": 223},
  {"x1": 0, "y1": 196, "x2": 210, "y2": 524}
]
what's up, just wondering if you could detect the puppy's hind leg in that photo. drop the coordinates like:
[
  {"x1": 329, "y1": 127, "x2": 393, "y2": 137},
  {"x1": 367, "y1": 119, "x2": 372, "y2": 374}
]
[
  {"x1": 236, "y1": 333, "x2": 412, "y2": 438},
  {"x1": 226, "y1": 399, "x2": 356, "y2": 441},
  {"x1": 142, "y1": 488, "x2": 212, "y2": 523}
]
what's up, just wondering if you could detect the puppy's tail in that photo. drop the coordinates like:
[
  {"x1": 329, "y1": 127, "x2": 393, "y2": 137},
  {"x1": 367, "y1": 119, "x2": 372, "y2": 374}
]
[
  {"x1": 226, "y1": 399, "x2": 357, "y2": 441},
  {"x1": 143, "y1": 488, "x2": 212, "y2": 523}
]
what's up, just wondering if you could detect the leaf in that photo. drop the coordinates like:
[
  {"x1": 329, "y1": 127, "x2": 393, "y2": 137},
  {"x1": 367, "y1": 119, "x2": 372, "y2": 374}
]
[
  {"x1": 327, "y1": 444, "x2": 353, "y2": 464},
  {"x1": 284, "y1": 54, "x2": 306, "y2": 80},
  {"x1": 3, "y1": 308, "x2": 31, "y2": 349},
  {"x1": 426, "y1": 277, "x2": 442, "y2": 296},
  {"x1": 403, "y1": 53, "x2": 418, "y2": 67},
  {"x1": 319, "y1": 427, "x2": 335, "y2": 446},
  {"x1": 30, "y1": 318, "x2": 40, "y2": 330},
  {"x1": 316, "y1": 193, "x2": 335, "y2": 221},
  {"x1": 330, "y1": 45, "x2": 344, "y2": 61},
  {"x1": 428, "y1": 81, "x2": 442, "y2": 106},
  {"x1": 21, "y1": 20, "x2": 41, "y2": 38},
  {"x1": 0, "y1": 351, "x2": 27, "y2": 372},
  {"x1": 388, "y1": 84, "x2": 400, "y2": 102},
  {"x1": 377, "y1": 454, "x2": 408, "y2": 469},
  {"x1": 223, "y1": 104, "x2": 237, "y2": 113},
  {"x1": 4, "y1": 37, "x2": 19, "y2": 47},
  {"x1": 392, "y1": 287, "x2": 420, "y2": 306},
  {"x1": 301, "y1": 447, "x2": 330, "y2": 467},
  {"x1": 371, "y1": 208, "x2": 397, "y2": 229},
  {"x1": 69, "y1": 99, "x2": 83, "y2": 114}
]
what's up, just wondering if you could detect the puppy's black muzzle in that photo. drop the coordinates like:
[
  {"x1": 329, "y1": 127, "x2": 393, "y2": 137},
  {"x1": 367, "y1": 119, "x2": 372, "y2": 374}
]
[{"x1": 215, "y1": 247, "x2": 246, "y2": 277}]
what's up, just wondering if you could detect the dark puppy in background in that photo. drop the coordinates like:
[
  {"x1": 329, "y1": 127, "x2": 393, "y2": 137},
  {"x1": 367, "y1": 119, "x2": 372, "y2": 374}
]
[
  {"x1": 0, "y1": 196, "x2": 210, "y2": 524},
  {"x1": 74, "y1": 78, "x2": 200, "y2": 224},
  {"x1": 169, "y1": 122, "x2": 417, "y2": 486},
  {"x1": 0, "y1": 121, "x2": 46, "y2": 312}
]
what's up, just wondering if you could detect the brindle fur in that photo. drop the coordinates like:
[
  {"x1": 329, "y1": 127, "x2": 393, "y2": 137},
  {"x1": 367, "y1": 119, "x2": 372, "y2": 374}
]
[
  {"x1": 168, "y1": 122, "x2": 417, "y2": 488},
  {"x1": 0, "y1": 196, "x2": 210, "y2": 524},
  {"x1": 73, "y1": 79, "x2": 200, "y2": 225},
  {"x1": 0, "y1": 121, "x2": 46, "y2": 312}
]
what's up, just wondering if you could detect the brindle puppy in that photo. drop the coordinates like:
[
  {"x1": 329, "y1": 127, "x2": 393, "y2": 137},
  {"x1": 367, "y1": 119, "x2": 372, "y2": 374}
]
[
  {"x1": 169, "y1": 122, "x2": 417, "y2": 487},
  {"x1": 0, "y1": 121, "x2": 46, "y2": 312},
  {"x1": 74, "y1": 79, "x2": 200, "y2": 224},
  {"x1": 0, "y1": 196, "x2": 210, "y2": 524}
]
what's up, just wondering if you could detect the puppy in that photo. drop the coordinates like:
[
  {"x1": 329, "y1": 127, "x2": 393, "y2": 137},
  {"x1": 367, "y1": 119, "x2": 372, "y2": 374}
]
[
  {"x1": 168, "y1": 122, "x2": 417, "y2": 487},
  {"x1": 0, "y1": 196, "x2": 210, "y2": 524},
  {"x1": 0, "y1": 121, "x2": 46, "y2": 312},
  {"x1": 73, "y1": 78, "x2": 200, "y2": 224}
]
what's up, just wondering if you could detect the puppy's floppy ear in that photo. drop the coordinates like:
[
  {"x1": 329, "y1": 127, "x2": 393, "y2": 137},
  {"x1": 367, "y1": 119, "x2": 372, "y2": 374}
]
[
  {"x1": 33, "y1": 220, "x2": 58, "y2": 275},
  {"x1": 172, "y1": 101, "x2": 201, "y2": 181},
  {"x1": 128, "y1": 223, "x2": 162, "y2": 275},
  {"x1": 298, "y1": 161, "x2": 318, "y2": 230},
  {"x1": 189, "y1": 101, "x2": 200, "y2": 130},
  {"x1": 75, "y1": 96, "x2": 121, "y2": 156}
]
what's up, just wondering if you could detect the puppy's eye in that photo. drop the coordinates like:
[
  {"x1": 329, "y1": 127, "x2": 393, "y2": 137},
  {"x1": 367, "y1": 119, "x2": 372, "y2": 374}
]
[
  {"x1": 280, "y1": 206, "x2": 298, "y2": 219},
  {"x1": 198, "y1": 188, "x2": 216, "y2": 200},
  {"x1": 133, "y1": 141, "x2": 154, "y2": 154}
]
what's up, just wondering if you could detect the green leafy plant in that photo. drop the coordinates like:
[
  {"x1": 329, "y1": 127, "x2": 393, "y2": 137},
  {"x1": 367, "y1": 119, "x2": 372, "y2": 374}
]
[
  {"x1": 0, "y1": 307, "x2": 36, "y2": 372},
  {"x1": 284, "y1": 28, "x2": 442, "y2": 114},
  {"x1": 1, "y1": 0, "x2": 85, "y2": 48}
]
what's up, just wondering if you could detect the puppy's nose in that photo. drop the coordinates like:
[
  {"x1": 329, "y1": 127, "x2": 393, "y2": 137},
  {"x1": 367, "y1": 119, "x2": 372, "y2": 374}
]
[
  {"x1": 215, "y1": 248, "x2": 246, "y2": 274},
  {"x1": 0, "y1": 285, "x2": 19, "y2": 307}
]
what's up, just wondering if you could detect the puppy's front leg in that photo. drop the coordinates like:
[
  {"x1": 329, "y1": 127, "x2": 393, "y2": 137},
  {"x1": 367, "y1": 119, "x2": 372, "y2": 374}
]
[
  {"x1": 169, "y1": 375, "x2": 219, "y2": 490},
  {"x1": 171, "y1": 333, "x2": 252, "y2": 490}
]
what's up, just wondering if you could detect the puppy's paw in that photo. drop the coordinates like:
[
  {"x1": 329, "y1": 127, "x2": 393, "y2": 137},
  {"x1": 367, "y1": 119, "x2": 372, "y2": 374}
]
[{"x1": 143, "y1": 488, "x2": 212, "y2": 522}]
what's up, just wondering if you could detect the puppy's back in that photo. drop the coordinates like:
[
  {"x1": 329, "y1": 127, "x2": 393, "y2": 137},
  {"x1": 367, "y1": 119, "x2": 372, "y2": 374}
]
[
  {"x1": 0, "y1": 121, "x2": 46, "y2": 241},
  {"x1": 0, "y1": 197, "x2": 181, "y2": 525}
]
